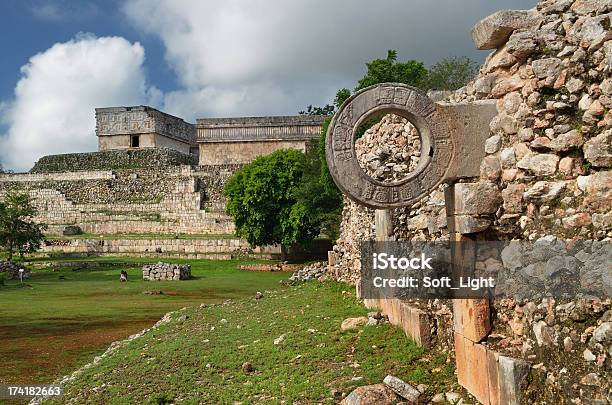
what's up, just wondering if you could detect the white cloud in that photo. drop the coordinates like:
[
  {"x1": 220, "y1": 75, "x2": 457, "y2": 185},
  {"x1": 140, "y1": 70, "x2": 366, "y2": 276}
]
[
  {"x1": 31, "y1": 1, "x2": 99, "y2": 22},
  {"x1": 0, "y1": 34, "x2": 155, "y2": 171},
  {"x1": 123, "y1": 0, "x2": 535, "y2": 119}
]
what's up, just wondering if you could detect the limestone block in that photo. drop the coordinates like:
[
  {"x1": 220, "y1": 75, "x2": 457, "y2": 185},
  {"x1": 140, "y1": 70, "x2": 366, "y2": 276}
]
[
  {"x1": 451, "y1": 182, "x2": 502, "y2": 216},
  {"x1": 453, "y1": 299, "x2": 492, "y2": 343},
  {"x1": 471, "y1": 9, "x2": 543, "y2": 50}
]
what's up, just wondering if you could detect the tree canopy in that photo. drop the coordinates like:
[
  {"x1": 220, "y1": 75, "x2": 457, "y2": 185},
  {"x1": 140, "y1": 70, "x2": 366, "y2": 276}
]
[
  {"x1": 225, "y1": 149, "x2": 320, "y2": 251},
  {"x1": 356, "y1": 50, "x2": 428, "y2": 91},
  {"x1": 0, "y1": 190, "x2": 47, "y2": 261},
  {"x1": 422, "y1": 56, "x2": 478, "y2": 91}
]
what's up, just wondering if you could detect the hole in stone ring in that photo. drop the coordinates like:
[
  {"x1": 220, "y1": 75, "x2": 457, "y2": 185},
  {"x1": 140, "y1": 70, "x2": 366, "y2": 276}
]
[{"x1": 354, "y1": 112, "x2": 428, "y2": 185}]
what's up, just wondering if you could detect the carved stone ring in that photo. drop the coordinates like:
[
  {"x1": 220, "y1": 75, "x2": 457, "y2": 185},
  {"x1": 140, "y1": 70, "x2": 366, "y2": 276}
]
[
  {"x1": 325, "y1": 83, "x2": 496, "y2": 209},
  {"x1": 325, "y1": 83, "x2": 453, "y2": 208}
]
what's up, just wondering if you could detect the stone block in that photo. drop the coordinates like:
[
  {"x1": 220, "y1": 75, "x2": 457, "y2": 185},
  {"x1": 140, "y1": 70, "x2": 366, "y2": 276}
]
[
  {"x1": 451, "y1": 215, "x2": 492, "y2": 234},
  {"x1": 471, "y1": 9, "x2": 543, "y2": 50},
  {"x1": 454, "y1": 332, "x2": 531, "y2": 405},
  {"x1": 341, "y1": 384, "x2": 398, "y2": 405},
  {"x1": 449, "y1": 182, "x2": 501, "y2": 216},
  {"x1": 382, "y1": 375, "x2": 421, "y2": 402},
  {"x1": 497, "y1": 355, "x2": 530, "y2": 405},
  {"x1": 463, "y1": 337, "x2": 490, "y2": 404},
  {"x1": 399, "y1": 301, "x2": 432, "y2": 347},
  {"x1": 453, "y1": 299, "x2": 491, "y2": 343}
]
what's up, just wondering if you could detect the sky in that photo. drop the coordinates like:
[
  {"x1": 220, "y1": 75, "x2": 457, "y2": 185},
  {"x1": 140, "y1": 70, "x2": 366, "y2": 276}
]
[{"x1": 0, "y1": 0, "x2": 535, "y2": 171}]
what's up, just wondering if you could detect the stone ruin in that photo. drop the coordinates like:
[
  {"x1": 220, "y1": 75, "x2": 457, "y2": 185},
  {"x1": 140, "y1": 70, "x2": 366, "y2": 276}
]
[
  {"x1": 326, "y1": 0, "x2": 611, "y2": 403},
  {"x1": 142, "y1": 262, "x2": 191, "y2": 281},
  {"x1": 0, "y1": 261, "x2": 32, "y2": 280},
  {"x1": 0, "y1": 107, "x2": 327, "y2": 252}
]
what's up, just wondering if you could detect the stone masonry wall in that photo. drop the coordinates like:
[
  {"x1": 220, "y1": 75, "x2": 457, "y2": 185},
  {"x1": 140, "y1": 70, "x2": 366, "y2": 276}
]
[
  {"x1": 30, "y1": 148, "x2": 198, "y2": 173},
  {"x1": 329, "y1": 0, "x2": 611, "y2": 402},
  {"x1": 0, "y1": 165, "x2": 239, "y2": 236}
]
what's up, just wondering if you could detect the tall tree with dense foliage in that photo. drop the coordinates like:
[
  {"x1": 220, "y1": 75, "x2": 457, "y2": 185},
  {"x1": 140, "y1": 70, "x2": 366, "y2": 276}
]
[
  {"x1": 422, "y1": 56, "x2": 478, "y2": 91},
  {"x1": 225, "y1": 150, "x2": 320, "y2": 256},
  {"x1": 0, "y1": 191, "x2": 47, "y2": 261},
  {"x1": 356, "y1": 50, "x2": 428, "y2": 91}
]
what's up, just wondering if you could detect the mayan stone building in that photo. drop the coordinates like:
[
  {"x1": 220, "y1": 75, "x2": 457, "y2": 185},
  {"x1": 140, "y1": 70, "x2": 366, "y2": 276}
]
[
  {"x1": 0, "y1": 107, "x2": 326, "y2": 247},
  {"x1": 96, "y1": 106, "x2": 197, "y2": 155},
  {"x1": 197, "y1": 115, "x2": 325, "y2": 165}
]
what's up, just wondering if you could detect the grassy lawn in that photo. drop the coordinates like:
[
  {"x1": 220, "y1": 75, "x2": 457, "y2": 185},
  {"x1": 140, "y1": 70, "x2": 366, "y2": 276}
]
[
  {"x1": 46, "y1": 282, "x2": 456, "y2": 404},
  {"x1": 0, "y1": 259, "x2": 288, "y2": 390}
]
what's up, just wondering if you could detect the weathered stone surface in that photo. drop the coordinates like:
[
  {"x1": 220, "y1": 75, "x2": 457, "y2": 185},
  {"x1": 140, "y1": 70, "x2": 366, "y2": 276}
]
[
  {"x1": 0, "y1": 261, "x2": 31, "y2": 280},
  {"x1": 592, "y1": 211, "x2": 612, "y2": 229},
  {"x1": 356, "y1": 115, "x2": 421, "y2": 182},
  {"x1": 453, "y1": 299, "x2": 492, "y2": 343},
  {"x1": 549, "y1": 130, "x2": 584, "y2": 152},
  {"x1": 31, "y1": 148, "x2": 198, "y2": 173},
  {"x1": 485, "y1": 135, "x2": 502, "y2": 154},
  {"x1": 571, "y1": 0, "x2": 612, "y2": 15},
  {"x1": 453, "y1": 215, "x2": 492, "y2": 234},
  {"x1": 471, "y1": 9, "x2": 543, "y2": 50},
  {"x1": 583, "y1": 130, "x2": 612, "y2": 167},
  {"x1": 341, "y1": 384, "x2": 398, "y2": 405},
  {"x1": 573, "y1": 13, "x2": 612, "y2": 49},
  {"x1": 523, "y1": 181, "x2": 566, "y2": 204},
  {"x1": 340, "y1": 317, "x2": 368, "y2": 331},
  {"x1": 516, "y1": 152, "x2": 559, "y2": 176},
  {"x1": 453, "y1": 182, "x2": 501, "y2": 216},
  {"x1": 383, "y1": 375, "x2": 421, "y2": 402},
  {"x1": 562, "y1": 212, "x2": 592, "y2": 227},
  {"x1": 506, "y1": 31, "x2": 538, "y2": 58},
  {"x1": 143, "y1": 262, "x2": 191, "y2": 281},
  {"x1": 62, "y1": 225, "x2": 83, "y2": 236},
  {"x1": 566, "y1": 77, "x2": 584, "y2": 93},
  {"x1": 582, "y1": 171, "x2": 612, "y2": 212},
  {"x1": 532, "y1": 57, "x2": 563, "y2": 79},
  {"x1": 502, "y1": 184, "x2": 526, "y2": 213},
  {"x1": 491, "y1": 75, "x2": 525, "y2": 98},
  {"x1": 480, "y1": 155, "x2": 502, "y2": 181}
]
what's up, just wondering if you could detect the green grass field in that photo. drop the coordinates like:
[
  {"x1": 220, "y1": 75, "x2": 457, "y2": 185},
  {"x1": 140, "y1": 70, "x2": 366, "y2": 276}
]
[
  {"x1": 47, "y1": 282, "x2": 456, "y2": 404},
  {"x1": 0, "y1": 259, "x2": 288, "y2": 388}
]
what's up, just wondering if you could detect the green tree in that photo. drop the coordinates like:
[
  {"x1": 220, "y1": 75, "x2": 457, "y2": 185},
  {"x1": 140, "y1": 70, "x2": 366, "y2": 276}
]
[
  {"x1": 299, "y1": 104, "x2": 335, "y2": 116},
  {"x1": 334, "y1": 88, "x2": 351, "y2": 108},
  {"x1": 422, "y1": 56, "x2": 478, "y2": 91},
  {"x1": 297, "y1": 138, "x2": 343, "y2": 239},
  {"x1": 225, "y1": 150, "x2": 320, "y2": 257},
  {"x1": 0, "y1": 191, "x2": 47, "y2": 261},
  {"x1": 355, "y1": 50, "x2": 428, "y2": 91}
]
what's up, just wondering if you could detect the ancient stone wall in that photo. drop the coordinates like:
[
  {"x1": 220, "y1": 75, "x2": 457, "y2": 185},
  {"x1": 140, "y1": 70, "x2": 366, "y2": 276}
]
[
  {"x1": 199, "y1": 140, "x2": 310, "y2": 165},
  {"x1": 41, "y1": 238, "x2": 278, "y2": 256},
  {"x1": 96, "y1": 106, "x2": 196, "y2": 153},
  {"x1": 0, "y1": 164, "x2": 238, "y2": 236},
  {"x1": 30, "y1": 148, "x2": 198, "y2": 173},
  {"x1": 328, "y1": 0, "x2": 611, "y2": 402},
  {"x1": 196, "y1": 115, "x2": 325, "y2": 165}
]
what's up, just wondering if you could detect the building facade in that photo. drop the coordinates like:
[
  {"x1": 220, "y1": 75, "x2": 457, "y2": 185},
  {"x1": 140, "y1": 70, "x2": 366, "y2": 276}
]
[{"x1": 96, "y1": 106, "x2": 326, "y2": 166}]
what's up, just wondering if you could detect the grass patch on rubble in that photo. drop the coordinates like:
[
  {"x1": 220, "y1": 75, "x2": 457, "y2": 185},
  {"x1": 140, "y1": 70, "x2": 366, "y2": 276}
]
[{"x1": 46, "y1": 281, "x2": 456, "y2": 404}]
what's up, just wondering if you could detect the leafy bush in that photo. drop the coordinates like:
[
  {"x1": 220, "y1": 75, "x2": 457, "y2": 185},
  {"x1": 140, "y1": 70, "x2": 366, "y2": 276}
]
[{"x1": 225, "y1": 149, "x2": 318, "y2": 252}]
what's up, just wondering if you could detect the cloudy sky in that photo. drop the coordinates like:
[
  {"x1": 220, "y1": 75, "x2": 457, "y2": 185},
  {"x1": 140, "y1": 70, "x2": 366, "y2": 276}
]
[{"x1": 0, "y1": 0, "x2": 535, "y2": 171}]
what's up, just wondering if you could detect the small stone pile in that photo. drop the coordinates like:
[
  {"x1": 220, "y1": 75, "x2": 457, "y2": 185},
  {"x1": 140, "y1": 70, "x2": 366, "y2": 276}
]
[
  {"x1": 289, "y1": 262, "x2": 327, "y2": 281},
  {"x1": 0, "y1": 261, "x2": 31, "y2": 280},
  {"x1": 142, "y1": 262, "x2": 191, "y2": 281},
  {"x1": 355, "y1": 114, "x2": 421, "y2": 182}
]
